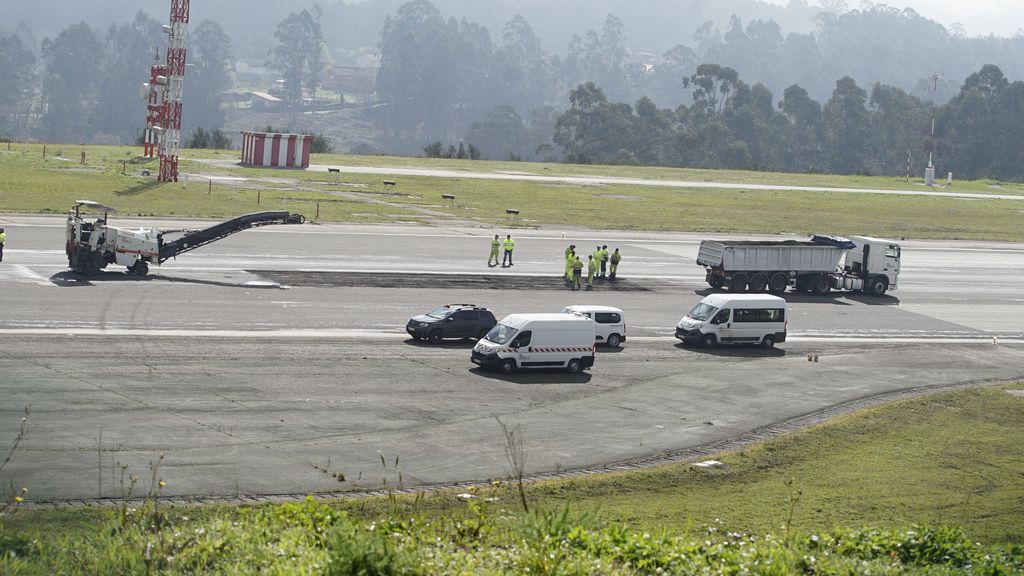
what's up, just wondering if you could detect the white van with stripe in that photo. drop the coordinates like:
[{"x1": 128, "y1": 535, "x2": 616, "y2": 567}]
[{"x1": 472, "y1": 313, "x2": 596, "y2": 374}]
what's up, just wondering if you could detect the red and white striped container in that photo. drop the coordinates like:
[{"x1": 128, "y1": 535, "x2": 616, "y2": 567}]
[{"x1": 240, "y1": 131, "x2": 313, "y2": 168}]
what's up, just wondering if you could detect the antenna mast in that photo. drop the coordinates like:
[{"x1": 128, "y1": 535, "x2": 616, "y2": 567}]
[{"x1": 142, "y1": 0, "x2": 190, "y2": 182}]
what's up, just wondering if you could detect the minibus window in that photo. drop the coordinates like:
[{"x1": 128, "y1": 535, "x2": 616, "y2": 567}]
[
  {"x1": 711, "y1": 309, "x2": 730, "y2": 324},
  {"x1": 757, "y1": 309, "x2": 785, "y2": 322}
]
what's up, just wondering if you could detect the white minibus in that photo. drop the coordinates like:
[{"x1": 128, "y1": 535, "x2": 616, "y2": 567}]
[
  {"x1": 676, "y1": 293, "x2": 787, "y2": 349},
  {"x1": 557, "y1": 305, "x2": 626, "y2": 347}
]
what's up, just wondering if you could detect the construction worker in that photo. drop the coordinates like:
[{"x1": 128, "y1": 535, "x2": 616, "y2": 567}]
[
  {"x1": 488, "y1": 234, "x2": 500, "y2": 267},
  {"x1": 599, "y1": 245, "x2": 609, "y2": 277},
  {"x1": 0, "y1": 227, "x2": 5, "y2": 262},
  {"x1": 565, "y1": 244, "x2": 575, "y2": 261},
  {"x1": 572, "y1": 256, "x2": 583, "y2": 290},
  {"x1": 609, "y1": 248, "x2": 621, "y2": 279},
  {"x1": 586, "y1": 255, "x2": 596, "y2": 290},
  {"x1": 502, "y1": 234, "x2": 515, "y2": 267},
  {"x1": 564, "y1": 248, "x2": 576, "y2": 284}
]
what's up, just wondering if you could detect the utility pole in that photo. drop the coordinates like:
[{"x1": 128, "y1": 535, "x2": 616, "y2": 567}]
[{"x1": 925, "y1": 73, "x2": 940, "y2": 186}]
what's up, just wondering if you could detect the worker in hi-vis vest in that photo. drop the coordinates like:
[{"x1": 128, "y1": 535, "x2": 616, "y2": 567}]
[
  {"x1": 599, "y1": 245, "x2": 609, "y2": 277},
  {"x1": 0, "y1": 227, "x2": 6, "y2": 262},
  {"x1": 564, "y1": 248, "x2": 576, "y2": 283},
  {"x1": 586, "y1": 255, "x2": 597, "y2": 290},
  {"x1": 609, "y1": 248, "x2": 621, "y2": 279},
  {"x1": 488, "y1": 234, "x2": 501, "y2": 267},
  {"x1": 502, "y1": 234, "x2": 515, "y2": 267},
  {"x1": 571, "y1": 256, "x2": 583, "y2": 290}
]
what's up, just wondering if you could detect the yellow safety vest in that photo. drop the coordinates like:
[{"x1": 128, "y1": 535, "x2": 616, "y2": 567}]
[{"x1": 504, "y1": 238, "x2": 515, "y2": 250}]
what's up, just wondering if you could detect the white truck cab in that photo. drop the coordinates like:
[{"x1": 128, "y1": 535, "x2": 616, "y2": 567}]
[
  {"x1": 472, "y1": 313, "x2": 596, "y2": 374},
  {"x1": 676, "y1": 293, "x2": 787, "y2": 349},
  {"x1": 557, "y1": 305, "x2": 626, "y2": 347}
]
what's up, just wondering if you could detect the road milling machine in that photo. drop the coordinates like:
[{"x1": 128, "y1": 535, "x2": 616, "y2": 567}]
[{"x1": 65, "y1": 200, "x2": 305, "y2": 276}]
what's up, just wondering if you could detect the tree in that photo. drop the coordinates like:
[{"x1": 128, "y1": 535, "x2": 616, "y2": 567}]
[
  {"x1": 688, "y1": 63, "x2": 740, "y2": 116},
  {"x1": 185, "y1": 20, "x2": 233, "y2": 135},
  {"x1": 41, "y1": 22, "x2": 103, "y2": 142},
  {"x1": 779, "y1": 84, "x2": 824, "y2": 172},
  {"x1": 0, "y1": 32, "x2": 36, "y2": 138},
  {"x1": 822, "y1": 76, "x2": 871, "y2": 174},
  {"x1": 466, "y1": 105, "x2": 529, "y2": 161},
  {"x1": 94, "y1": 11, "x2": 162, "y2": 144},
  {"x1": 867, "y1": 83, "x2": 929, "y2": 176},
  {"x1": 269, "y1": 9, "x2": 325, "y2": 128}
]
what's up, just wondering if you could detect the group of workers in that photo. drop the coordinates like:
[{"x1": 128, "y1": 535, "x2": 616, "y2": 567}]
[
  {"x1": 486, "y1": 234, "x2": 622, "y2": 289},
  {"x1": 563, "y1": 244, "x2": 621, "y2": 290},
  {"x1": 488, "y1": 234, "x2": 516, "y2": 268}
]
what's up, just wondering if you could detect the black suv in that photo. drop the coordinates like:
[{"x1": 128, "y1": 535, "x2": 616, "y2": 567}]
[{"x1": 406, "y1": 304, "x2": 498, "y2": 344}]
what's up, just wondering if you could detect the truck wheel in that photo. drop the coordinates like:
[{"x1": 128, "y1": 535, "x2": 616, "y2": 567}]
[
  {"x1": 499, "y1": 358, "x2": 516, "y2": 374},
  {"x1": 869, "y1": 277, "x2": 888, "y2": 296},
  {"x1": 748, "y1": 273, "x2": 768, "y2": 293},
  {"x1": 811, "y1": 275, "x2": 831, "y2": 295},
  {"x1": 606, "y1": 333, "x2": 622, "y2": 348},
  {"x1": 761, "y1": 335, "x2": 776, "y2": 349},
  {"x1": 701, "y1": 334, "x2": 717, "y2": 348},
  {"x1": 428, "y1": 330, "x2": 444, "y2": 345},
  {"x1": 768, "y1": 273, "x2": 788, "y2": 294},
  {"x1": 709, "y1": 275, "x2": 724, "y2": 289},
  {"x1": 566, "y1": 358, "x2": 583, "y2": 374},
  {"x1": 730, "y1": 273, "x2": 748, "y2": 292}
]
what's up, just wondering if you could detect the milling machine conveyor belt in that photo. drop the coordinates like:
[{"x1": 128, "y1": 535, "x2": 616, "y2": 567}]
[{"x1": 158, "y1": 211, "x2": 304, "y2": 262}]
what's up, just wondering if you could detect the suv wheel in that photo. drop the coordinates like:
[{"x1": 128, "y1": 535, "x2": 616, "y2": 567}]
[{"x1": 428, "y1": 330, "x2": 444, "y2": 345}]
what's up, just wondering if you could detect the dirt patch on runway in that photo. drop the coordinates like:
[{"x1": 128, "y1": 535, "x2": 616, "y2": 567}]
[{"x1": 255, "y1": 271, "x2": 656, "y2": 291}]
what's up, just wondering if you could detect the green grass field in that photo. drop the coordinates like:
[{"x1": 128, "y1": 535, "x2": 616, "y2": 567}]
[{"x1": 2, "y1": 143, "x2": 1023, "y2": 241}]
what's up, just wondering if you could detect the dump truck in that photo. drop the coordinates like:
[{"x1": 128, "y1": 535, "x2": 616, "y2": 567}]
[
  {"x1": 696, "y1": 235, "x2": 901, "y2": 296},
  {"x1": 65, "y1": 200, "x2": 304, "y2": 276}
]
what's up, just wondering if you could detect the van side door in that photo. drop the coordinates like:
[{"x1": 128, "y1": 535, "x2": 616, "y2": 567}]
[{"x1": 710, "y1": 308, "x2": 732, "y2": 341}]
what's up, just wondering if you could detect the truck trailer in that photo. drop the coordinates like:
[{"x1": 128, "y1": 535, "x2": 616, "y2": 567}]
[{"x1": 696, "y1": 235, "x2": 900, "y2": 296}]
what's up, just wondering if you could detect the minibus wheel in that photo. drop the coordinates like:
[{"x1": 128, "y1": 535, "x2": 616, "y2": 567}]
[
  {"x1": 701, "y1": 334, "x2": 717, "y2": 348},
  {"x1": 566, "y1": 359, "x2": 583, "y2": 374},
  {"x1": 607, "y1": 334, "x2": 622, "y2": 347},
  {"x1": 761, "y1": 334, "x2": 776, "y2": 349}
]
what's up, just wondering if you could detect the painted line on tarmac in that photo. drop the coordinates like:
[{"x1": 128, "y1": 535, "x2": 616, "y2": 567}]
[{"x1": 0, "y1": 328, "x2": 1020, "y2": 344}]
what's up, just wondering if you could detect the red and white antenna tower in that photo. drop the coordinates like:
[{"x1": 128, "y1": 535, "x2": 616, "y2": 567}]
[{"x1": 142, "y1": 0, "x2": 189, "y2": 182}]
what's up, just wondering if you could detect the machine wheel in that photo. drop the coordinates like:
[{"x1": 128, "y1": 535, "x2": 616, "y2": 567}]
[
  {"x1": 130, "y1": 261, "x2": 149, "y2": 276},
  {"x1": 748, "y1": 273, "x2": 768, "y2": 293},
  {"x1": 869, "y1": 277, "x2": 888, "y2": 296},
  {"x1": 428, "y1": 330, "x2": 444, "y2": 345},
  {"x1": 761, "y1": 334, "x2": 776, "y2": 349},
  {"x1": 499, "y1": 358, "x2": 516, "y2": 374},
  {"x1": 476, "y1": 328, "x2": 489, "y2": 340},
  {"x1": 709, "y1": 275, "x2": 725, "y2": 289},
  {"x1": 606, "y1": 333, "x2": 622, "y2": 348},
  {"x1": 701, "y1": 334, "x2": 717, "y2": 348},
  {"x1": 566, "y1": 358, "x2": 583, "y2": 374},
  {"x1": 729, "y1": 273, "x2": 749, "y2": 292},
  {"x1": 811, "y1": 275, "x2": 831, "y2": 295},
  {"x1": 768, "y1": 273, "x2": 788, "y2": 294}
]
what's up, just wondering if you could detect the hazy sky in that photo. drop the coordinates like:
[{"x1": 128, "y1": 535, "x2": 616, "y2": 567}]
[{"x1": 765, "y1": 0, "x2": 1023, "y2": 37}]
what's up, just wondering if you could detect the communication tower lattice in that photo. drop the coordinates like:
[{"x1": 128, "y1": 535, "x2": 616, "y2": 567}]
[{"x1": 142, "y1": 0, "x2": 189, "y2": 182}]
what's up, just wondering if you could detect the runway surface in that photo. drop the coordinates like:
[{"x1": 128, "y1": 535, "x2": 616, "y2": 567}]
[{"x1": 1, "y1": 215, "x2": 1022, "y2": 502}]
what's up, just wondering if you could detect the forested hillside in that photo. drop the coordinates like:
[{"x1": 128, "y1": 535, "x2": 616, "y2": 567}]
[{"x1": 1, "y1": 0, "x2": 1021, "y2": 179}]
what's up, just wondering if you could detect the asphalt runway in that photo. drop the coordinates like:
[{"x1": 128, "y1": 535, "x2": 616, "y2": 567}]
[{"x1": 1, "y1": 215, "x2": 1022, "y2": 502}]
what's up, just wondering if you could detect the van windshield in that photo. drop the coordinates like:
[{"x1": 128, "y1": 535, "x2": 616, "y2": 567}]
[
  {"x1": 687, "y1": 302, "x2": 718, "y2": 321},
  {"x1": 485, "y1": 323, "x2": 518, "y2": 345}
]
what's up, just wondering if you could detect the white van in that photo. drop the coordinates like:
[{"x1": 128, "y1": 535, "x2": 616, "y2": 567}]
[
  {"x1": 675, "y1": 293, "x2": 787, "y2": 349},
  {"x1": 472, "y1": 313, "x2": 596, "y2": 374},
  {"x1": 557, "y1": 305, "x2": 626, "y2": 347}
]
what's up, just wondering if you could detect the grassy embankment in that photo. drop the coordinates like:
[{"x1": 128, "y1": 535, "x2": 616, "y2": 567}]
[
  {"x1": 2, "y1": 143, "x2": 1023, "y2": 241},
  {"x1": 2, "y1": 384, "x2": 1022, "y2": 573}
]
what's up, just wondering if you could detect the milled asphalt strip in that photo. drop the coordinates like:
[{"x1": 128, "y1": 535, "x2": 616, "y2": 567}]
[
  {"x1": 0, "y1": 328, "x2": 1019, "y2": 344},
  {"x1": 22, "y1": 376, "x2": 1021, "y2": 509}
]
